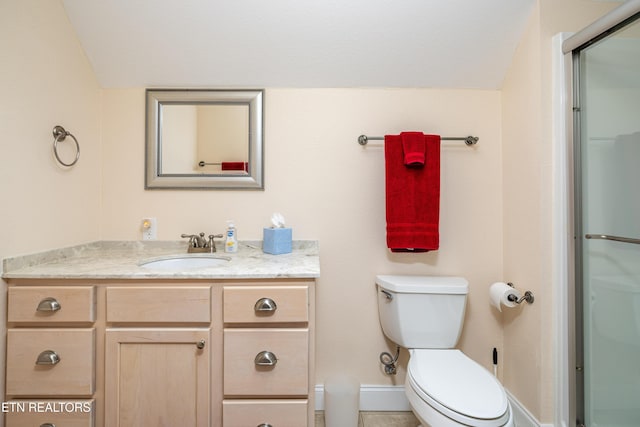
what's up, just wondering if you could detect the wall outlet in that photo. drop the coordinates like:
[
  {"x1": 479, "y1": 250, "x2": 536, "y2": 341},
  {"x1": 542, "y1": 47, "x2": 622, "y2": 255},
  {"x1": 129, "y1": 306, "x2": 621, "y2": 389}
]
[{"x1": 141, "y1": 218, "x2": 157, "y2": 240}]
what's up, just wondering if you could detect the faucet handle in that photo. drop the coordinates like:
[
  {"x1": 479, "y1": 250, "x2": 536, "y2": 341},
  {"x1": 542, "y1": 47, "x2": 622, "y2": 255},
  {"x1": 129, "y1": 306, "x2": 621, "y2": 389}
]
[
  {"x1": 181, "y1": 234, "x2": 198, "y2": 247},
  {"x1": 182, "y1": 233, "x2": 208, "y2": 248},
  {"x1": 207, "y1": 234, "x2": 224, "y2": 251}
]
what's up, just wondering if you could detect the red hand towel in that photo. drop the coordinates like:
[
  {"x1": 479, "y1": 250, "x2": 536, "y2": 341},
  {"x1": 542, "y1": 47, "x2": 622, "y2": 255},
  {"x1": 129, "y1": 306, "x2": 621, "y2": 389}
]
[
  {"x1": 221, "y1": 162, "x2": 248, "y2": 171},
  {"x1": 401, "y1": 131, "x2": 425, "y2": 167},
  {"x1": 384, "y1": 133, "x2": 440, "y2": 252}
]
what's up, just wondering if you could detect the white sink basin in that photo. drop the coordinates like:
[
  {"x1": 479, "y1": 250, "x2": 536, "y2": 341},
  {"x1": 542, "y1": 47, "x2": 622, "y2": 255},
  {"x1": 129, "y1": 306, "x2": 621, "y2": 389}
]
[{"x1": 139, "y1": 255, "x2": 230, "y2": 271}]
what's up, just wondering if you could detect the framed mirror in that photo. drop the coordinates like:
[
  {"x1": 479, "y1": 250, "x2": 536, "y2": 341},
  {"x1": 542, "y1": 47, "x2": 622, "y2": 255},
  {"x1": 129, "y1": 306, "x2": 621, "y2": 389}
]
[{"x1": 145, "y1": 89, "x2": 264, "y2": 189}]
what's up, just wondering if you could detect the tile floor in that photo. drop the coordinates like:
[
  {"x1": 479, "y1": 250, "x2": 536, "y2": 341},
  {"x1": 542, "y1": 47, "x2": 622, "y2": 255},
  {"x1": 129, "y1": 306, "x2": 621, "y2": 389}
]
[{"x1": 315, "y1": 411, "x2": 420, "y2": 427}]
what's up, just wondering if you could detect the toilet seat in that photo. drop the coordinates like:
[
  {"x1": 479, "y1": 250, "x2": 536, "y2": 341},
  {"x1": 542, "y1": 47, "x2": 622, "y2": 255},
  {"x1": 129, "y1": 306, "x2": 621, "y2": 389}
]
[{"x1": 408, "y1": 349, "x2": 510, "y2": 426}]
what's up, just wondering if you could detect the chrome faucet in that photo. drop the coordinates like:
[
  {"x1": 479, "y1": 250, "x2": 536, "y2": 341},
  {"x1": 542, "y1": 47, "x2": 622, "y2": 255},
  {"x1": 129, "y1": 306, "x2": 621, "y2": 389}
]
[{"x1": 181, "y1": 232, "x2": 223, "y2": 253}]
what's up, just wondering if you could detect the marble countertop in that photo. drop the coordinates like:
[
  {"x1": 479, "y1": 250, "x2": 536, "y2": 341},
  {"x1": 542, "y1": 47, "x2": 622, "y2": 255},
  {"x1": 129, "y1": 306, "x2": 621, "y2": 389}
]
[{"x1": 2, "y1": 240, "x2": 320, "y2": 280}]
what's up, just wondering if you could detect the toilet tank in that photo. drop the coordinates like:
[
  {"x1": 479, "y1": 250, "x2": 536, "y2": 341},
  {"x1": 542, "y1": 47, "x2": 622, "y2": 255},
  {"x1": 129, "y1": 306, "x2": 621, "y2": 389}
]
[{"x1": 376, "y1": 275, "x2": 468, "y2": 349}]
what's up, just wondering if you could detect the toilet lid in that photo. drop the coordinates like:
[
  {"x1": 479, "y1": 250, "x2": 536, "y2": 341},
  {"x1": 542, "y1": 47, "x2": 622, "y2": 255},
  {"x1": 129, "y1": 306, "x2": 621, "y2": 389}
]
[{"x1": 408, "y1": 349, "x2": 508, "y2": 423}]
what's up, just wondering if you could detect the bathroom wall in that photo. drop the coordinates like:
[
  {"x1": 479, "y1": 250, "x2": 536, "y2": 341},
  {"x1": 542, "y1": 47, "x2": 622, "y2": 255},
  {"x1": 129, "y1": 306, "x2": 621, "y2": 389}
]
[
  {"x1": 0, "y1": 0, "x2": 102, "y2": 256},
  {"x1": 100, "y1": 87, "x2": 505, "y2": 385},
  {"x1": 501, "y1": 0, "x2": 619, "y2": 422},
  {"x1": 0, "y1": 0, "x2": 102, "y2": 421},
  {"x1": 501, "y1": 4, "x2": 548, "y2": 418}
]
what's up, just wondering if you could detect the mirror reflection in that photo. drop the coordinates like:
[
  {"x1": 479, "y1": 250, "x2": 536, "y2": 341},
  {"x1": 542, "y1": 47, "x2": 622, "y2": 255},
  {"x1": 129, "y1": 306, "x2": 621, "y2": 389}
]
[
  {"x1": 146, "y1": 89, "x2": 263, "y2": 190},
  {"x1": 161, "y1": 104, "x2": 249, "y2": 175}
]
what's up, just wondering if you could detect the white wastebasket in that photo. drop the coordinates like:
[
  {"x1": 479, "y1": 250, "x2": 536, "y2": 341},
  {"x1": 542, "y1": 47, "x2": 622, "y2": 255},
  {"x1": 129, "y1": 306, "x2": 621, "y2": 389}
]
[{"x1": 324, "y1": 375, "x2": 360, "y2": 427}]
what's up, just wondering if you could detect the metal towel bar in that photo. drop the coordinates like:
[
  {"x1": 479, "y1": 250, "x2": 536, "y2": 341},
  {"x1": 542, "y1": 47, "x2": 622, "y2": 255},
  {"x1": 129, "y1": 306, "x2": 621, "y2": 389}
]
[
  {"x1": 585, "y1": 234, "x2": 640, "y2": 245},
  {"x1": 357, "y1": 134, "x2": 479, "y2": 146}
]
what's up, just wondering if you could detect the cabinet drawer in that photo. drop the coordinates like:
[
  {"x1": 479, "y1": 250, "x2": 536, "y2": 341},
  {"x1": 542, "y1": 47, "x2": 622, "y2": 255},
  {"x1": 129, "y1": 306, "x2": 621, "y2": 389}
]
[
  {"x1": 5, "y1": 399, "x2": 94, "y2": 427},
  {"x1": 223, "y1": 399, "x2": 308, "y2": 427},
  {"x1": 6, "y1": 329, "x2": 95, "y2": 396},
  {"x1": 8, "y1": 286, "x2": 95, "y2": 324},
  {"x1": 106, "y1": 286, "x2": 211, "y2": 323},
  {"x1": 224, "y1": 285, "x2": 308, "y2": 324},
  {"x1": 224, "y1": 328, "x2": 309, "y2": 396}
]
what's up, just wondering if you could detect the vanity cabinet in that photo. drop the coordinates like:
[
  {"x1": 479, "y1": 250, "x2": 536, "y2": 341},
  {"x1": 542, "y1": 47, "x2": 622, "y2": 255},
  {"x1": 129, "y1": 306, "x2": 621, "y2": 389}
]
[
  {"x1": 5, "y1": 285, "x2": 96, "y2": 427},
  {"x1": 104, "y1": 286, "x2": 212, "y2": 427},
  {"x1": 5, "y1": 279, "x2": 316, "y2": 427},
  {"x1": 222, "y1": 284, "x2": 313, "y2": 427}
]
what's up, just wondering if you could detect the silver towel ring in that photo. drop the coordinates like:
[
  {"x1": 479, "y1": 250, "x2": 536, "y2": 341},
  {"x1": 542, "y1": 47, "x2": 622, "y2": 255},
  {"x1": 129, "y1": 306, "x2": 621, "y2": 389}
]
[{"x1": 52, "y1": 125, "x2": 80, "y2": 167}]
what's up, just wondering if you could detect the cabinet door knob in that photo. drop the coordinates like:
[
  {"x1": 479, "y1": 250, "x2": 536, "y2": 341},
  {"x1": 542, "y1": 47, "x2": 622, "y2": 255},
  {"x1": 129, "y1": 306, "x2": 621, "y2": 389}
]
[
  {"x1": 257, "y1": 424, "x2": 273, "y2": 427},
  {"x1": 37, "y1": 297, "x2": 61, "y2": 312},
  {"x1": 254, "y1": 350, "x2": 278, "y2": 367},
  {"x1": 254, "y1": 297, "x2": 277, "y2": 313},
  {"x1": 36, "y1": 350, "x2": 61, "y2": 365},
  {"x1": 196, "y1": 339, "x2": 206, "y2": 349},
  {"x1": 40, "y1": 424, "x2": 56, "y2": 427}
]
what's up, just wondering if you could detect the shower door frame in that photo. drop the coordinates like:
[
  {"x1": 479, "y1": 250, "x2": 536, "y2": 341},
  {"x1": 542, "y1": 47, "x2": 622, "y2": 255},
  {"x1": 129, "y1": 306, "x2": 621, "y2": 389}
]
[{"x1": 556, "y1": 3, "x2": 640, "y2": 427}]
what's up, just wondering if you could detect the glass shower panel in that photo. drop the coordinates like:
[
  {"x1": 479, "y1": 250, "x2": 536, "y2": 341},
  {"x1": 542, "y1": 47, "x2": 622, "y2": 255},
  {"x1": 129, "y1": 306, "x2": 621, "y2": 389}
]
[{"x1": 578, "y1": 17, "x2": 640, "y2": 427}]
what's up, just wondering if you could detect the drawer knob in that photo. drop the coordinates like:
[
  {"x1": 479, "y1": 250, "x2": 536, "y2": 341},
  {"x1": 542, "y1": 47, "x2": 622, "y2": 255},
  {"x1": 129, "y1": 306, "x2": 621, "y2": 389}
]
[
  {"x1": 254, "y1": 297, "x2": 277, "y2": 313},
  {"x1": 37, "y1": 297, "x2": 61, "y2": 312},
  {"x1": 254, "y1": 350, "x2": 278, "y2": 367},
  {"x1": 40, "y1": 424, "x2": 56, "y2": 427},
  {"x1": 257, "y1": 424, "x2": 273, "y2": 427},
  {"x1": 36, "y1": 350, "x2": 61, "y2": 365}
]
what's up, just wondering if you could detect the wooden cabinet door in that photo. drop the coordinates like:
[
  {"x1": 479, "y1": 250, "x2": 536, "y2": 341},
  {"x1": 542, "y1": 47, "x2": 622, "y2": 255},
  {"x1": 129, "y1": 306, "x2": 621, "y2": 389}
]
[{"x1": 105, "y1": 328, "x2": 210, "y2": 427}]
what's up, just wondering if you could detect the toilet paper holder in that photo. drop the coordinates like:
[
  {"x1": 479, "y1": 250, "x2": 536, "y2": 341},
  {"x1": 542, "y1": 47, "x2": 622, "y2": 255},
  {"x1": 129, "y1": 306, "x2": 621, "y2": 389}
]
[{"x1": 506, "y1": 283, "x2": 535, "y2": 305}]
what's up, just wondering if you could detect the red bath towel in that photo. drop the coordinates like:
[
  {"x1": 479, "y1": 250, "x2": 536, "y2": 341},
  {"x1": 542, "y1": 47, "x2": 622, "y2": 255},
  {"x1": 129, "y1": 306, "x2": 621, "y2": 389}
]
[
  {"x1": 221, "y1": 162, "x2": 248, "y2": 171},
  {"x1": 384, "y1": 133, "x2": 440, "y2": 252},
  {"x1": 401, "y1": 131, "x2": 426, "y2": 166}
]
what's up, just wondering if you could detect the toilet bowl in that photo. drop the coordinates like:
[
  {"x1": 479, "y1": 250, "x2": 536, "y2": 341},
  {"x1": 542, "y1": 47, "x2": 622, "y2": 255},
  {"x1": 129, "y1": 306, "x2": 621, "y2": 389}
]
[
  {"x1": 406, "y1": 349, "x2": 513, "y2": 427},
  {"x1": 375, "y1": 275, "x2": 513, "y2": 427}
]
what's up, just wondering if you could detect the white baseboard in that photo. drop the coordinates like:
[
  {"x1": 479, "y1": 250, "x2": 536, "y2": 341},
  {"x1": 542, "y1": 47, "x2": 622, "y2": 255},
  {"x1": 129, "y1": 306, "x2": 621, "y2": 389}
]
[
  {"x1": 506, "y1": 389, "x2": 551, "y2": 427},
  {"x1": 315, "y1": 384, "x2": 410, "y2": 411},
  {"x1": 316, "y1": 384, "x2": 551, "y2": 427}
]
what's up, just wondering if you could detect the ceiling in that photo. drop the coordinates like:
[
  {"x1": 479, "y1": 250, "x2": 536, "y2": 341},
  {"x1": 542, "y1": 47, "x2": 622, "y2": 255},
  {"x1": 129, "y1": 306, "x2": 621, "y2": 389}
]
[{"x1": 62, "y1": 0, "x2": 535, "y2": 89}]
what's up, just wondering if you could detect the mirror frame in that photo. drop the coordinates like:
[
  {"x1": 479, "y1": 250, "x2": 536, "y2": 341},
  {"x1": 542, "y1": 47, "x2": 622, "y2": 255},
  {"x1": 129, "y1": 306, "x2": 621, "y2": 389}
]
[{"x1": 145, "y1": 88, "x2": 264, "y2": 190}]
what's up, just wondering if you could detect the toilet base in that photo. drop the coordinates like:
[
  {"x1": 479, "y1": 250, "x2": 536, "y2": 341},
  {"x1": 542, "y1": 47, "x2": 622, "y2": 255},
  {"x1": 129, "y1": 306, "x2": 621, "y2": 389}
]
[{"x1": 405, "y1": 377, "x2": 514, "y2": 427}]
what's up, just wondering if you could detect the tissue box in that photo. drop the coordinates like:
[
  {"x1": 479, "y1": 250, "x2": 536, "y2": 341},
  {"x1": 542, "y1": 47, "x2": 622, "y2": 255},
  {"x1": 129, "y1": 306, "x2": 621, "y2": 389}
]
[{"x1": 263, "y1": 227, "x2": 292, "y2": 254}]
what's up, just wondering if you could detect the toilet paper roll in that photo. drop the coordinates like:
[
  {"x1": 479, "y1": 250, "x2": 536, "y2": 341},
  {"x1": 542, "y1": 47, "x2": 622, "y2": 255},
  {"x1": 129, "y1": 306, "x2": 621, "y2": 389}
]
[{"x1": 489, "y1": 282, "x2": 521, "y2": 312}]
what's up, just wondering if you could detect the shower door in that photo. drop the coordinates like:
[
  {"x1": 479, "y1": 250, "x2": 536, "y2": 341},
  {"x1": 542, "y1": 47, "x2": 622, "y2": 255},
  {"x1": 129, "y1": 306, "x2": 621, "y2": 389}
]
[{"x1": 574, "y1": 14, "x2": 640, "y2": 427}]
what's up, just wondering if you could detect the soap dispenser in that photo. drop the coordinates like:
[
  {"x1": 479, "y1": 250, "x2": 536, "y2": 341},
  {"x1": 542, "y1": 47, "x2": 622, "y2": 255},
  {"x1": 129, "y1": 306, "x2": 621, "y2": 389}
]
[{"x1": 225, "y1": 220, "x2": 238, "y2": 253}]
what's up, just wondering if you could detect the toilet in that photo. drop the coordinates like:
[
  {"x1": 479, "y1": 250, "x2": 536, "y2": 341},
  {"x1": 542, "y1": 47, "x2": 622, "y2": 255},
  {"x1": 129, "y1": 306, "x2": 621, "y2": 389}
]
[{"x1": 376, "y1": 275, "x2": 513, "y2": 427}]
